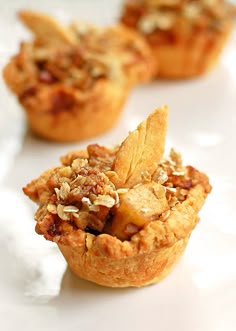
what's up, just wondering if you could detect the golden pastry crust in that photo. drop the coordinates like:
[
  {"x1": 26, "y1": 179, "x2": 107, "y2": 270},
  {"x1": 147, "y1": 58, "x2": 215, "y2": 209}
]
[
  {"x1": 57, "y1": 176, "x2": 208, "y2": 287},
  {"x1": 23, "y1": 106, "x2": 211, "y2": 287},
  {"x1": 120, "y1": 0, "x2": 236, "y2": 78},
  {"x1": 58, "y1": 236, "x2": 190, "y2": 287}
]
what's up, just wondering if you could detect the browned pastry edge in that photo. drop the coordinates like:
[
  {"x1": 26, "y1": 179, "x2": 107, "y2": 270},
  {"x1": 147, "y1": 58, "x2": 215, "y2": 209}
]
[
  {"x1": 58, "y1": 235, "x2": 189, "y2": 287},
  {"x1": 54, "y1": 178, "x2": 208, "y2": 287}
]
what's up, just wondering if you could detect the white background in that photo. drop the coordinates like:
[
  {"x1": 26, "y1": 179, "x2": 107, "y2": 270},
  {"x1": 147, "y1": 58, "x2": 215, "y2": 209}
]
[{"x1": 0, "y1": 1, "x2": 236, "y2": 330}]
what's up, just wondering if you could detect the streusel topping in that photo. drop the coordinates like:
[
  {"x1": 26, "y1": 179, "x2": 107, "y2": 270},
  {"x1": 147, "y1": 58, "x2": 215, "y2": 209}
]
[
  {"x1": 24, "y1": 144, "x2": 209, "y2": 241},
  {"x1": 15, "y1": 42, "x2": 110, "y2": 97}
]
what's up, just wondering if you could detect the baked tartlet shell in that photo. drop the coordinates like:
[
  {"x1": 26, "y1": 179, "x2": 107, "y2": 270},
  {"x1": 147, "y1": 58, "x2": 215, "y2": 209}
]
[
  {"x1": 58, "y1": 236, "x2": 189, "y2": 288},
  {"x1": 56, "y1": 183, "x2": 206, "y2": 287}
]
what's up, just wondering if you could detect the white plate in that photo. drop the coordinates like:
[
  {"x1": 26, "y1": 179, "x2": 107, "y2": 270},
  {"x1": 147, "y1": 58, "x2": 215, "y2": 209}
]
[{"x1": 0, "y1": 1, "x2": 236, "y2": 331}]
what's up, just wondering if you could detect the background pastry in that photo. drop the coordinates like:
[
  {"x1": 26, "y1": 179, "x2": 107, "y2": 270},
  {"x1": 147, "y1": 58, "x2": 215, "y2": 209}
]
[
  {"x1": 120, "y1": 0, "x2": 236, "y2": 78},
  {"x1": 23, "y1": 106, "x2": 211, "y2": 287},
  {"x1": 3, "y1": 11, "x2": 130, "y2": 142}
]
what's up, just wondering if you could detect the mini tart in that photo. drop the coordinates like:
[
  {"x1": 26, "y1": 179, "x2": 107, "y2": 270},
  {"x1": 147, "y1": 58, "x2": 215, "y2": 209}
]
[
  {"x1": 3, "y1": 12, "x2": 129, "y2": 142},
  {"x1": 120, "y1": 0, "x2": 236, "y2": 78},
  {"x1": 23, "y1": 106, "x2": 211, "y2": 287},
  {"x1": 70, "y1": 22, "x2": 156, "y2": 85}
]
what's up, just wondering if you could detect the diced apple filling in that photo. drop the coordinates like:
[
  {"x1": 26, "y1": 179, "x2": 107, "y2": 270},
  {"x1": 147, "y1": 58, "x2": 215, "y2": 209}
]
[{"x1": 107, "y1": 182, "x2": 169, "y2": 240}]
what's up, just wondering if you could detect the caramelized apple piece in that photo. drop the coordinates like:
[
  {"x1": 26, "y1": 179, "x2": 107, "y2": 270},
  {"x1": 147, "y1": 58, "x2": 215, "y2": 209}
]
[
  {"x1": 107, "y1": 182, "x2": 169, "y2": 240},
  {"x1": 112, "y1": 105, "x2": 168, "y2": 188},
  {"x1": 19, "y1": 10, "x2": 76, "y2": 45}
]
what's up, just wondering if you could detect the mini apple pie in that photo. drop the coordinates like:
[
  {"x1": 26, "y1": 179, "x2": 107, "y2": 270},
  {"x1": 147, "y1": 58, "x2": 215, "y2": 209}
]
[
  {"x1": 23, "y1": 106, "x2": 211, "y2": 287},
  {"x1": 120, "y1": 0, "x2": 236, "y2": 78},
  {"x1": 3, "y1": 11, "x2": 129, "y2": 142}
]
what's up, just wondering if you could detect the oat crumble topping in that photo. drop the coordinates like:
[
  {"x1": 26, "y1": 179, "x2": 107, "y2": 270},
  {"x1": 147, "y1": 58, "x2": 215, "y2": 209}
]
[
  {"x1": 14, "y1": 41, "x2": 111, "y2": 103},
  {"x1": 24, "y1": 143, "x2": 209, "y2": 241},
  {"x1": 69, "y1": 22, "x2": 154, "y2": 83}
]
